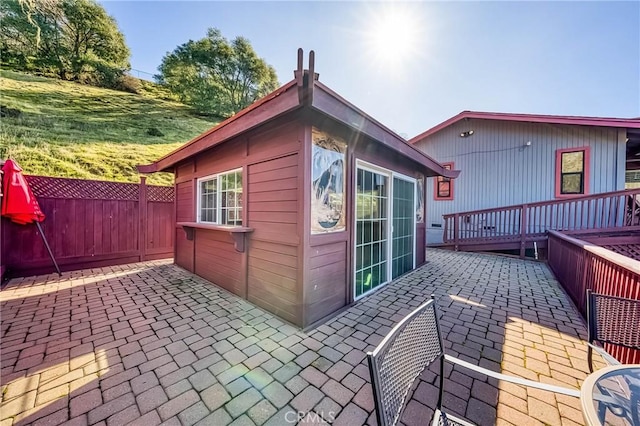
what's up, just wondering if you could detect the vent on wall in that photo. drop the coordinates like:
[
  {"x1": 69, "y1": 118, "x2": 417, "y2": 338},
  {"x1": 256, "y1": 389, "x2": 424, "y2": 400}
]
[{"x1": 431, "y1": 223, "x2": 442, "y2": 228}]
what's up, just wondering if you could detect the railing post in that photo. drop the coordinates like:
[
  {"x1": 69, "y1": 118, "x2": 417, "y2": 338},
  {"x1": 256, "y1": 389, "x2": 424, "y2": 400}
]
[
  {"x1": 520, "y1": 204, "x2": 528, "y2": 258},
  {"x1": 443, "y1": 217, "x2": 449, "y2": 243},
  {"x1": 453, "y1": 213, "x2": 459, "y2": 251},
  {"x1": 580, "y1": 250, "x2": 589, "y2": 314},
  {"x1": 139, "y1": 176, "x2": 148, "y2": 262}
]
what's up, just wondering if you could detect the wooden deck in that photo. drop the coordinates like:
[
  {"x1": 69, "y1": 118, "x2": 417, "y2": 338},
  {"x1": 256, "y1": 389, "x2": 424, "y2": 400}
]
[
  {"x1": 435, "y1": 189, "x2": 640, "y2": 365},
  {"x1": 547, "y1": 230, "x2": 640, "y2": 364},
  {"x1": 601, "y1": 244, "x2": 640, "y2": 260},
  {"x1": 440, "y1": 188, "x2": 640, "y2": 257}
]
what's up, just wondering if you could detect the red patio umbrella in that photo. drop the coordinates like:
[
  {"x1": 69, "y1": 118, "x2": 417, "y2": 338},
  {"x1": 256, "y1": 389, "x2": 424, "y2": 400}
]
[{"x1": 2, "y1": 159, "x2": 61, "y2": 275}]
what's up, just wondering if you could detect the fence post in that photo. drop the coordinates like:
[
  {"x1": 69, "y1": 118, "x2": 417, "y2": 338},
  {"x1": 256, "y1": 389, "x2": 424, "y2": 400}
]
[
  {"x1": 520, "y1": 204, "x2": 528, "y2": 258},
  {"x1": 139, "y1": 177, "x2": 148, "y2": 262}
]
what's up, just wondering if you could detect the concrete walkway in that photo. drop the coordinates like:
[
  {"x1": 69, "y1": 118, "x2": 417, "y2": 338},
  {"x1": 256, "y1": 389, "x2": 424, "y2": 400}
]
[{"x1": 1, "y1": 250, "x2": 601, "y2": 426}]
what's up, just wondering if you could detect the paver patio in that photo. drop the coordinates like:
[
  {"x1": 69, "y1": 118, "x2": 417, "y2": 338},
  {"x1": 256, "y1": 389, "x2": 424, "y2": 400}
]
[{"x1": 1, "y1": 249, "x2": 603, "y2": 426}]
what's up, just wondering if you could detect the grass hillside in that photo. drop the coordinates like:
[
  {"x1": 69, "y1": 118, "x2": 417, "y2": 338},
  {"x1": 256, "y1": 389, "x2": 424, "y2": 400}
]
[{"x1": 0, "y1": 70, "x2": 218, "y2": 186}]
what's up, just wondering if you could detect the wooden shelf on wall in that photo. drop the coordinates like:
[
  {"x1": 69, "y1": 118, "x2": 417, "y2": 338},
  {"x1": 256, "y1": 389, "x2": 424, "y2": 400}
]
[{"x1": 177, "y1": 222, "x2": 253, "y2": 252}]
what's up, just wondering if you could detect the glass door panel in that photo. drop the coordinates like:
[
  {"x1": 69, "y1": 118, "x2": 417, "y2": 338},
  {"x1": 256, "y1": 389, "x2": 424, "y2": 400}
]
[
  {"x1": 355, "y1": 168, "x2": 388, "y2": 298},
  {"x1": 392, "y1": 177, "x2": 415, "y2": 279}
]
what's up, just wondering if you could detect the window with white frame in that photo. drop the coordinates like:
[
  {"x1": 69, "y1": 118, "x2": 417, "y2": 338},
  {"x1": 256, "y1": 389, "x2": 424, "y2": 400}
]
[{"x1": 198, "y1": 169, "x2": 243, "y2": 226}]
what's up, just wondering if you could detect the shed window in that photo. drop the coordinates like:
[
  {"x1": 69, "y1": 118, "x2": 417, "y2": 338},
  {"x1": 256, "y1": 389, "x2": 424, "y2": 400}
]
[
  {"x1": 555, "y1": 147, "x2": 590, "y2": 197},
  {"x1": 198, "y1": 169, "x2": 243, "y2": 225},
  {"x1": 434, "y1": 163, "x2": 454, "y2": 200}
]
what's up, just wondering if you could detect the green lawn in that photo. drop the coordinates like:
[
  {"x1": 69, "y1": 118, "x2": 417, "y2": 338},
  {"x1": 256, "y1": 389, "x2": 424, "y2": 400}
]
[{"x1": 0, "y1": 70, "x2": 218, "y2": 186}]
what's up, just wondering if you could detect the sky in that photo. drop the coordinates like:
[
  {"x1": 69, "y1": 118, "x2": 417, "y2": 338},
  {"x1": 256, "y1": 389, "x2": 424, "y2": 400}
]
[{"x1": 100, "y1": 1, "x2": 640, "y2": 139}]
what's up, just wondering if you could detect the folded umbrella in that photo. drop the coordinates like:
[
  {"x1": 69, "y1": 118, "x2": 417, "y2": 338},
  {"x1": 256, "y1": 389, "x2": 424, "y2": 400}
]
[{"x1": 2, "y1": 159, "x2": 61, "y2": 275}]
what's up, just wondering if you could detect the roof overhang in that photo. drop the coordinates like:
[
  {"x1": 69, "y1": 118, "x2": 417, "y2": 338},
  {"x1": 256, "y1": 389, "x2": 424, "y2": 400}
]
[
  {"x1": 311, "y1": 82, "x2": 458, "y2": 178},
  {"x1": 410, "y1": 110, "x2": 640, "y2": 144}
]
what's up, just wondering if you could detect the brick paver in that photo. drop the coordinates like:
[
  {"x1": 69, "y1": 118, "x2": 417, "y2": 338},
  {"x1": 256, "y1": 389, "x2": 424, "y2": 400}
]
[{"x1": 1, "y1": 251, "x2": 603, "y2": 425}]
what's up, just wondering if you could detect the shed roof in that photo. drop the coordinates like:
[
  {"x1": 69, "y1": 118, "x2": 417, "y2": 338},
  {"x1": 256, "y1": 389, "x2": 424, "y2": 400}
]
[
  {"x1": 138, "y1": 50, "x2": 457, "y2": 179},
  {"x1": 409, "y1": 110, "x2": 640, "y2": 143}
]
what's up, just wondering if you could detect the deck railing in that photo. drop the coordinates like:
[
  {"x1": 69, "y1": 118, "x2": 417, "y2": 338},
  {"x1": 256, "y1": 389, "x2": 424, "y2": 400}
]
[
  {"x1": 547, "y1": 230, "x2": 640, "y2": 364},
  {"x1": 443, "y1": 188, "x2": 640, "y2": 255}
]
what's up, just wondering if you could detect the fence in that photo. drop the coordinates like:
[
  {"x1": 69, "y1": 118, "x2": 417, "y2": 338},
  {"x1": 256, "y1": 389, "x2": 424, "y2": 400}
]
[
  {"x1": 547, "y1": 230, "x2": 640, "y2": 364},
  {"x1": 442, "y1": 188, "x2": 640, "y2": 256},
  {"x1": 1, "y1": 175, "x2": 174, "y2": 279}
]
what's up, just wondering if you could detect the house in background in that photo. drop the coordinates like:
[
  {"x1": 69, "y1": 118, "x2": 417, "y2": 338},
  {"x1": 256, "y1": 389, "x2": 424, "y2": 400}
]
[
  {"x1": 138, "y1": 51, "x2": 457, "y2": 328},
  {"x1": 410, "y1": 111, "x2": 640, "y2": 244}
]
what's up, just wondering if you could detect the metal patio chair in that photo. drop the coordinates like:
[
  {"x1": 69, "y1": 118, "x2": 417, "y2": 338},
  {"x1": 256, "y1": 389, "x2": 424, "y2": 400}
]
[
  {"x1": 586, "y1": 290, "x2": 640, "y2": 424},
  {"x1": 625, "y1": 194, "x2": 640, "y2": 226},
  {"x1": 586, "y1": 290, "x2": 640, "y2": 373},
  {"x1": 367, "y1": 296, "x2": 580, "y2": 426}
]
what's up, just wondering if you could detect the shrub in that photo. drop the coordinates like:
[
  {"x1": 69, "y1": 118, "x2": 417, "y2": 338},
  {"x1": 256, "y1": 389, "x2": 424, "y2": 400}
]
[
  {"x1": 114, "y1": 75, "x2": 142, "y2": 94},
  {"x1": 0, "y1": 105, "x2": 22, "y2": 118},
  {"x1": 147, "y1": 127, "x2": 164, "y2": 137}
]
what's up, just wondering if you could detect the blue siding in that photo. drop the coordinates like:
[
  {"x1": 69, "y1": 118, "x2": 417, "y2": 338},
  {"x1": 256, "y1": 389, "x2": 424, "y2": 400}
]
[{"x1": 414, "y1": 119, "x2": 626, "y2": 243}]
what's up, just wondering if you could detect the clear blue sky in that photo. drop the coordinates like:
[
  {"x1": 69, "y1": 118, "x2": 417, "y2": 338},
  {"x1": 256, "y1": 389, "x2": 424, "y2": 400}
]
[{"x1": 100, "y1": 1, "x2": 639, "y2": 139}]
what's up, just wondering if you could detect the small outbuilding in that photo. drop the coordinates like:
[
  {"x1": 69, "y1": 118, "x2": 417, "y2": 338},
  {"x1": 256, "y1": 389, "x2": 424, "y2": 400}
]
[{"x1": 139, "y1": 50, "x2": 458, "y2": 327}]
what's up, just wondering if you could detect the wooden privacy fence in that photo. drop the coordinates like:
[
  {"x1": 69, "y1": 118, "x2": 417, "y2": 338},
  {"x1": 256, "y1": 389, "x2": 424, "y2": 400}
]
[
  {"x1": 443, "y1": 188, "x2": 640, "y2": 256},
  {"x1": 1, "y1": 175, "x2": 174, "y2": 278},
  {"x1": 547, "y1": 230, "x2": 640, "y2": 364}
]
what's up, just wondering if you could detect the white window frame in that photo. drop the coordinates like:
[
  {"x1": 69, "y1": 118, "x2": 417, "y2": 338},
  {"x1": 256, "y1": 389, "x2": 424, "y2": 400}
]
[
  {"x1": 391, "y1": 172, "x2": 417, "y2": 280},
  {"x1": 353, "y1": 159, "x2": 417, "y2": 301},
  {"x1": 196, "y1": 168, "x2": 243, "y2": 226}
]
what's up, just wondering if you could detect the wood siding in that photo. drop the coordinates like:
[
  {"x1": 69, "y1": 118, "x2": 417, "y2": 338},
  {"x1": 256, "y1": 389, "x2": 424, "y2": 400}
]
[
  {"x1": 302, "y1": 122, "x2": 427, "y2": 326},
  {"x1": 175, "y1": 181, "x2": 194, "y2": 272},
  {"x1": 413, "y1": 120, "x2": 626, "y2": 243},
  {"x1": 172, "y1": 118, "x2": 303, "y2": 325},
  {"x1": 247, "y1": 153, "x2": 299, "y2": 325},
  {"x1": 307, "y1": 240, "x2": 348, "y2": 324},
  {"x1": 195, "y1": 230, "x2": 243, "y2": 296}
]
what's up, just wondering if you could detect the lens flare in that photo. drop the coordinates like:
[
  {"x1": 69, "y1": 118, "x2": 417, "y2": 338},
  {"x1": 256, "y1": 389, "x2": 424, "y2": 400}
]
[{"x1": 363, "y1": 4, "x2": 425, "y2": 70}]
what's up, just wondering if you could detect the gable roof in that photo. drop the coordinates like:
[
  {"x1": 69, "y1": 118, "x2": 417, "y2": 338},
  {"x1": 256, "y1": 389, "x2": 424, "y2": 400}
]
[
  {"x1": 409, "y1": 110, "x2": 640, "y2": 144},
  {"x1": 138, "y1": 50, "x2": 458, "y2": 179}
]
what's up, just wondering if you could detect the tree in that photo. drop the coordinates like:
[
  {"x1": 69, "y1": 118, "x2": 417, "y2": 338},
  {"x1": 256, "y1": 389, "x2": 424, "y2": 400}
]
[
  {"x1": 60, "y1": 0, "x2": 130, "y2": 83},
  {"x1": 0, "y1": 0, "x2": 130, "y2": 86},
  {"x1": 0, "y1": 0, "x2": 57, "y2": 70},
  {"x1": 156, "y1": 28, "x2": 279, "y2": 118}
]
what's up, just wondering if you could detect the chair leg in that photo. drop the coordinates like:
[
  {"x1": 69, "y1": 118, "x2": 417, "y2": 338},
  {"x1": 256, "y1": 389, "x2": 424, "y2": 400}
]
[{"x1": 437, "y1": 356, "x2": 445, "y2": 411}]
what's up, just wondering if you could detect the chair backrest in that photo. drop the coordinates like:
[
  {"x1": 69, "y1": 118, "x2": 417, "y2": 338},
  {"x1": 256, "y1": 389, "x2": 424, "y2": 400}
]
[
  {"x1": 367, "y1": 297, "x2": 445, "y2": 426},
  {"x1": 588, "y1": 290, "x2": 640, "y2": 349}
]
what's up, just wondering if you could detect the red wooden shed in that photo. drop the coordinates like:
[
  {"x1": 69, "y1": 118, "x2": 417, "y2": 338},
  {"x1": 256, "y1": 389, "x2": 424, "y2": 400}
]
[{"x1": 139, "y1": 50, "x2": 458, "y2": 327}]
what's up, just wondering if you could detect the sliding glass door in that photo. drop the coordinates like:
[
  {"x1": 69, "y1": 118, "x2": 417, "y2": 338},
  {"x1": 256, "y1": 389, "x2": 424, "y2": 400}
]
[
  {"x1": 355, "y1": 167, "x2": 389, "y2": 298},
  {"x1": 392, "y1": 177, "x2": 415, "y2": 279},
  {"x1": 354, "y1": 161, "x2": 416, "y2": 299}
]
